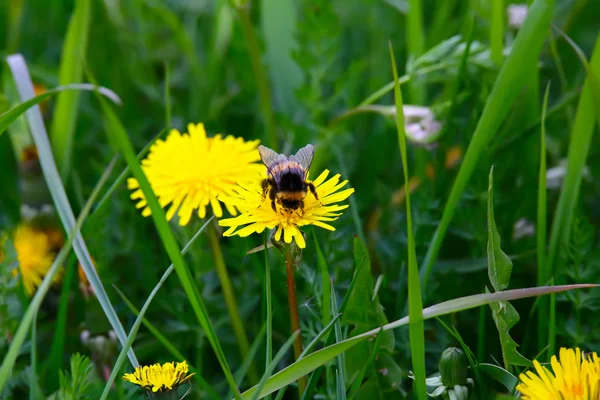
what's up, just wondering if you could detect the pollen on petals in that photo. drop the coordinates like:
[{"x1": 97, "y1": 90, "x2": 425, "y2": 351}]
[
  {"x1": 128, "y1": 123, "x2": 264, "y2": 225},
  {"x1": 218, "y1": 169, "x2": 354, "y2": 249}
]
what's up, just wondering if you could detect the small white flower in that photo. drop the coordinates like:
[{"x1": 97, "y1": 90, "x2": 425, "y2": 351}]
[
  {"x1": 507, "y1": 4, "x2": 528, "y2": 29},
  {"x1": 513, "y1": 217, "x2": 536, "y2": 240}
]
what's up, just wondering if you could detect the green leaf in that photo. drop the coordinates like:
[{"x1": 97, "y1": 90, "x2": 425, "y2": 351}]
[
  {"x1": 487, "y1": 168, "x2": 512, "y2": 292},
  {"x1": 237, "y1": 284, "x2": 594, "y2": 399},
  {"x1": 261, "y1": 0, "x2": 302, "y2": 115},
  {"x1": 487, "y1": 287, "x2": 530, "y2": 368},
  {"x1": 50, "y1": 0, "x2": 92, "y2": 179},
  {"x1": 343, "y1": 237, "x2": 394, "y2": 386},
  {"x1": 478, "y1": 363, "x2": 518, "y2": 392},
  {"x1": 486, "y1": 168, "x2": 529, "y2": 368}
]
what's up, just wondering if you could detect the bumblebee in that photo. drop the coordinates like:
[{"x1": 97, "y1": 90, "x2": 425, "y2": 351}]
[{"x1": 258, "y1": 144, "x2": 319, "y2": 213}]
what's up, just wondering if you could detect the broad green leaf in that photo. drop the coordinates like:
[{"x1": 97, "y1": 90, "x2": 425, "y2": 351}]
[
  {"x1": 486, "y1": 168, "x2": 529, "y2": 368},
  {"x1": 50, "y1": 0, "x2": 92, "y2": 179},
  {"x1": 478, "y1": 363, "x2": 518, "y2": 392},
  {"x1": 261, "y1": 0, "x2": 302, "y2": 115},
  {"x1": 487, "y1": 287, "x2": 530, "y2": 367},
  {"x1": 343, "y1": 238, "x2": 394, "y2": 386},
  {"x1": 237, "y1": 284, "x2": 594, "y2": 399},
  {"x1": 487, "y1": 168, "x2": 512, "y2": 291}
]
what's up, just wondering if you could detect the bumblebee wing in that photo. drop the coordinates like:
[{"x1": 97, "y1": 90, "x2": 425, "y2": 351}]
[
  {"x1": 291, "y1": 144, "x2": 314, "y2": 171},
  {"x1": 258, "y1": 145, "x2": 284, "y2": 168}
]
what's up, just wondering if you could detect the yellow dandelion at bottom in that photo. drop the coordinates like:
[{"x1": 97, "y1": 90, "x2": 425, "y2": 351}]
[
  {"x1": 516, "y1": 347, "x2": 600, "y2": 400},
  {"x1": 218, "y1": 169, "x2": 355, "y2": 248},
  {"x1": 12, "y1": 224, "x2": 58, "y2": 295},
  {"x1": 123, "y1": 361, "x2": 195, "y2": 393},
  {"x1": 127, "y1": 123, "x2": 264, "y2": 226}
]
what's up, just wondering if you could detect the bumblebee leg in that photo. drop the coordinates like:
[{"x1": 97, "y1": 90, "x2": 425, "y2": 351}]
[
  {"x1": 268, "y1": 187, "x2": 277, "y2": 212},
  {"x1": 261, "y1": 179, "x2": 269, "y2": 200},
  {"x1": 308, "y1": 182, "x2": 319, "y2": 200}
]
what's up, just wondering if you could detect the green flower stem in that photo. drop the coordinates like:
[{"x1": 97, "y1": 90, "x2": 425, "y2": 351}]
[
  {"x1": 236, "y1": 5, "x2": 277, "y2": 148},
  {"x1": 208, "y1": 222, "x2": 258, "y2": 384},
  {"x1": 284, "y1": 245, "x2": 306, "y2": 396}
]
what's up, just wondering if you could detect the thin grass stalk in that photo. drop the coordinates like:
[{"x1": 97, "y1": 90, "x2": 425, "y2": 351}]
[
  {"x1": 389, "y1": 42, "x2": 426, "y2": 400},
  {"x1": 265, "y1": 239, "x2": 273, "y2": 400},
  {"x1": 236, "y1": 5, "x2": 276, "y2": 148},
  {"x1": 490, "y1": 0, "x2": 504, "y2": 65},
  {"x1": 284, "y1": 245, "x2": 306, "y2": 395},
  {"x1": 537, "y1": 83, "x2": 550, "y2": 352},
  {"x1": 407, "y1": 0, "x2": 425, "y2": 104},
  {"x1": 208, "y1": 222, "x2": 257, "y2": 383}
]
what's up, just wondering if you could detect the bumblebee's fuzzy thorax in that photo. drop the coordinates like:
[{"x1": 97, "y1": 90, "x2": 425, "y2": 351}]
[{"x1": 276, "y1": 191, "x2": 307, "y2": 201}]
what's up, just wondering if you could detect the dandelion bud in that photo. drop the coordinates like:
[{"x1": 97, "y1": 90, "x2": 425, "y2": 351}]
[{"x1": 439, "y1": 347, "x2": 468, "y2": 387}]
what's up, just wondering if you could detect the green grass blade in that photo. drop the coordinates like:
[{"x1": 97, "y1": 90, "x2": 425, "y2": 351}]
[
  {"x1": 406, "y1": 0, "x2": 425, "y2": 104},
  {"x1": 331, "y1": 280, "x2": 346, "y2": 394},
  {"x1": 86, "y1": 127, "x2": 168, "y2": 227},
  {"x1": 250, "y1": 331, "x2": 300, "y2": 400},
  {"x1": 420, "y1": 0, "x2": 556, "y2": 287},
  {"x1": 0, "y1": 83, "x2": 120, "y2": 137},
  {"x1": 389, "y1": 42, "x2": 426, "y2": 399},
  {"x1": 537, "y1": 83, "x2": 550, "y2": 351},
  {"x1": 6, "y1": 54, "x2": 138, "y2": 367},
  {"x1": 547, "y1": 34, "x2": 600, "y2": 276},
  {"x1": 233, "y1": 324, "x2": 266, "y2": 391},
  {"x1": 29, "y1": 310, "x2": 39, "y2": 400},
  {"x1": 0, "y1": 149, "x2": 115, "y2": 391},
  {"x1": 490, "y1": 0, "x2": 504, "y2": 65},
  {"x1": 314, "y1": 227, "x2": 331, "y2": 328},
  {"x1": 90, "y1": 80, "x2": 241, "y2": 398},
  {"x1": 44, "y1": 259, "x2": 76, "y2": 385},
  {"x1": 261, "y1": 0, "x2": 302, "y2": 115},
  {"x1": 237, "y1": 284, "x2": 594, "y2": 399},
  {"x1": 49, "y1": 0, "x2": 92, "y2": 179},
  {"x1": 264, "y1": 239, "x2": 273, "y2": 400}
]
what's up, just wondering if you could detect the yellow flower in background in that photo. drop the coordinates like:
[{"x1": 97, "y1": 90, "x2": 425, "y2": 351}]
[
  {"x1": 517, "y1": 347, "x2": 600, "y2": 400},
  {"x1": 12, "y1": 224, "x2": 57, "y2": 295},
  {"x1": 218, "y1": 169, "x2": 354, "y2": 248},
  {"x1": 123, "y1": 361, "x2": 195, "y2": 393},
  {"x1": 128, "y1": 123, "x2": 264, "y2": 225}
]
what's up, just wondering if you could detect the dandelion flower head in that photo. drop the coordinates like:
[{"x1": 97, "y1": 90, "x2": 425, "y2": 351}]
[
  {"x1": 218, "y1": 168, "x2": 354, "y2": 249},
  {"x1": 123, "y1": 360, "x2": 195, "y2": 392},
  {"x1": 517, "y1": 347, "x2": 600, "y2": 400},
  {"x1": 12, "y1": 224, "x2": 57, "y2": 295},
  {"x1": 128, "y1": 123, "x2": 264, "y2": 225}
]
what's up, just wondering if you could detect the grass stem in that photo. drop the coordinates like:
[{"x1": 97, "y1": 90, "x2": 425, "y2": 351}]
[
  {"x1": 284, "y1": 244, "x2": 306, "y2": 395},
  {"x1": 208, "y1": 222, "x2": 258, "y2": 384}
]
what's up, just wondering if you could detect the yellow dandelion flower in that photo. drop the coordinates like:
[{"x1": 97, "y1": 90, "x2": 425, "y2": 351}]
[
  {"x1": 516, "y1": 347, "x2": 600, "y2": 400},
  {"x1": 127, "y1": 123, "x2": 264, "y2": 225},
  {"x1": 218, "y1": 169, "x2": 355, "y2": 249},
  {"x1": 12, "y1": 224, "x2": 57, "y2": 295},
  {"x1": 123, "y1": 361, "x2": 195, "y2": 393}
]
